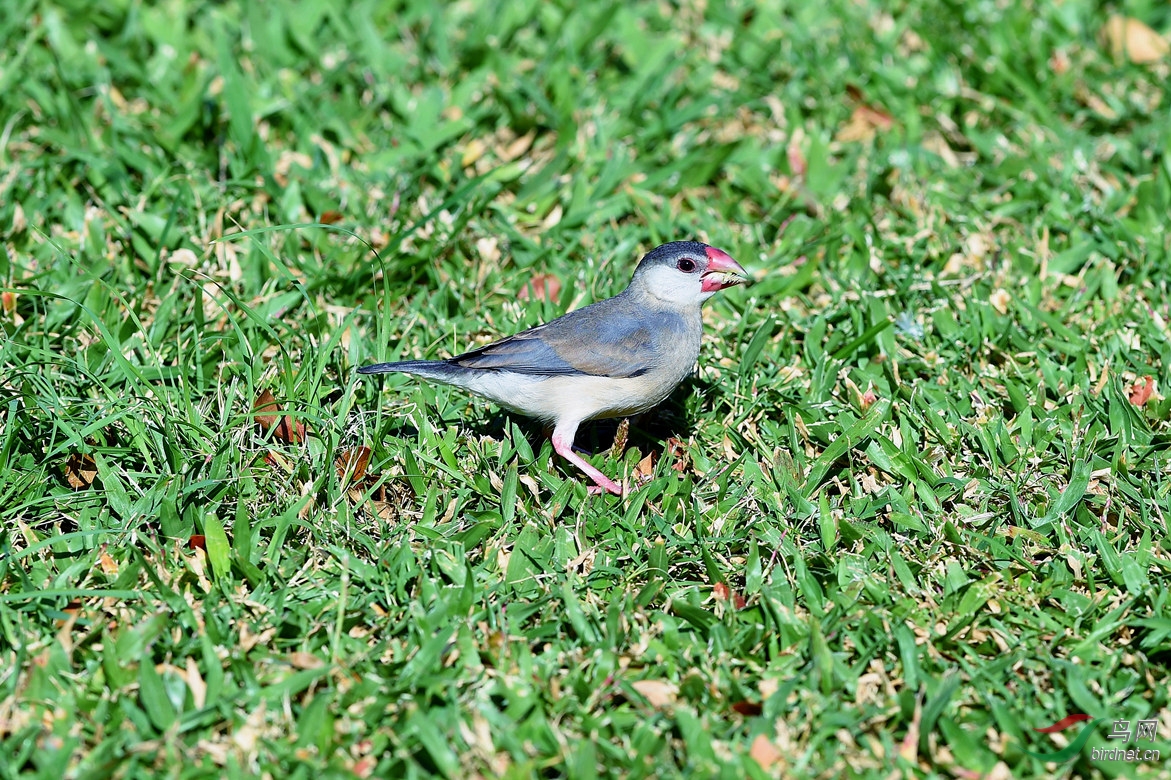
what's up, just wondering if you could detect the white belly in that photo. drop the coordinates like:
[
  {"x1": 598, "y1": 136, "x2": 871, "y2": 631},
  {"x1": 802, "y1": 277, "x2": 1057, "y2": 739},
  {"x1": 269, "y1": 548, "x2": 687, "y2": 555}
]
[{"x1": 458, "y1": 367, "x2": 691, "y2": 425}]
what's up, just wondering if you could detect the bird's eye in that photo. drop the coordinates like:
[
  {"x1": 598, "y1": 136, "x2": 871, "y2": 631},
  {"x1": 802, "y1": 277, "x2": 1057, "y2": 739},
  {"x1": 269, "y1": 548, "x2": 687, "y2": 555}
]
[{"x1": 677, "y1": 257, "x2": 697, "y2": 273}]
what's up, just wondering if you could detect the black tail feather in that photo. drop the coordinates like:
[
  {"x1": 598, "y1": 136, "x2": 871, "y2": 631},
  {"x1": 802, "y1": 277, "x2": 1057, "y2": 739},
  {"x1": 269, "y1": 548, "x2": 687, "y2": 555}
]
[{"x1": 357, "y1": 359, "x2": 440, "y2": 375}]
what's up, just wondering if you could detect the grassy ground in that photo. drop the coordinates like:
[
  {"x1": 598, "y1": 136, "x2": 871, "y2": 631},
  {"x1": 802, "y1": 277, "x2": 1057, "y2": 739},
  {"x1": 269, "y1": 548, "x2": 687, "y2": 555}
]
[{"x1": 2, "y1": 0, "x2": 1170, "y2": 777}]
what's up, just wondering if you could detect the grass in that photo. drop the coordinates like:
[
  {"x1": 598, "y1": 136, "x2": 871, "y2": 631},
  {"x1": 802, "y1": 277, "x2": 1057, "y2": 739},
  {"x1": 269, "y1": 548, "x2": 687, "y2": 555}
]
[{"x1": 2, "y1": 0, "x2": 1170, "y2": 777}]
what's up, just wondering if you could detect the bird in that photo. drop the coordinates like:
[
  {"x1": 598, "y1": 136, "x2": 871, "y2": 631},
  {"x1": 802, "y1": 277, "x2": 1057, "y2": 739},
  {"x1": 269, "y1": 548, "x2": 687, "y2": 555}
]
[{"x1": 358, "y1": 241, "x2": 748, "y2": 495}]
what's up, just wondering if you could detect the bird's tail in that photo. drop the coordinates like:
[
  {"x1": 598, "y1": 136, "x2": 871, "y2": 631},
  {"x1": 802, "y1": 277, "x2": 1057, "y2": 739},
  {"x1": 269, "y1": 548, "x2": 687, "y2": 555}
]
[
  {"x1": 357, "y1": 360, "x2": 463, "y2": 381},
  {"x1": 358, "y1": 356, "x2": 536, "y2": 409}
]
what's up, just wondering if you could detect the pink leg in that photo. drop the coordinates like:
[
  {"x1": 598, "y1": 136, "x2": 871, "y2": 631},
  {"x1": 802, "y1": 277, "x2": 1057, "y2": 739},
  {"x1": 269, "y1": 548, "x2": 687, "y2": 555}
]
[{"x1": 551, "y1": 426, "x2": 625, "y2": 496}]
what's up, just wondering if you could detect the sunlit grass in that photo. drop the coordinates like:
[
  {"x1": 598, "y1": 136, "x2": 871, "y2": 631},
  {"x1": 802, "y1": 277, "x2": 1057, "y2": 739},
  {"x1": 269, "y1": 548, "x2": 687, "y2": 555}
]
[{"x1": 1, "y1": 1, "x2": 1169, "y2": 777}]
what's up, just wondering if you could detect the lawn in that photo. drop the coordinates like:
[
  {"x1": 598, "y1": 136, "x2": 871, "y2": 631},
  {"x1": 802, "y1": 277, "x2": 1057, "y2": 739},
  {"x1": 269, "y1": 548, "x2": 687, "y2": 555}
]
[{"x1": 2, "y1": 0, "x2": 1170, "y2": 777}]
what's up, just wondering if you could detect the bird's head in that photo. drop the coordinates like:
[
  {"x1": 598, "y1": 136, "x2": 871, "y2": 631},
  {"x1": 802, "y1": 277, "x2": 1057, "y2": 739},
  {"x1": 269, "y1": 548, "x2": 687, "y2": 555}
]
[{"x1": 629, "y1": 241, "x2": 749, "y2": 306}]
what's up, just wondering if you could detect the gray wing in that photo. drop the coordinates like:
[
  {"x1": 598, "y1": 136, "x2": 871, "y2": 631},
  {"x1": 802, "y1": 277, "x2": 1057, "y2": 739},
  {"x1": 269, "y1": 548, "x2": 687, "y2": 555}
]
[{"x1": 450, "y1": 297, "x2": 681, "y2": 378}]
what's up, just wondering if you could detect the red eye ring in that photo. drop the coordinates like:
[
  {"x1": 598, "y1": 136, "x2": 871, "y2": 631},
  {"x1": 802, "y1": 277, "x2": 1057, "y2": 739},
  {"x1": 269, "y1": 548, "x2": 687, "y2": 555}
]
[{"x1": 677, "y1": 257, "x2": 697, "y2": 273}]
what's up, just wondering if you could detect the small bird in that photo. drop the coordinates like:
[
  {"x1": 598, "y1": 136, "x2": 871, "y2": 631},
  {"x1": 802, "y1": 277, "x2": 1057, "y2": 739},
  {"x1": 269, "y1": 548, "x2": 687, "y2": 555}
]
[{"x1": 359, "y1": 241, "x2": 748, "y2": 495}]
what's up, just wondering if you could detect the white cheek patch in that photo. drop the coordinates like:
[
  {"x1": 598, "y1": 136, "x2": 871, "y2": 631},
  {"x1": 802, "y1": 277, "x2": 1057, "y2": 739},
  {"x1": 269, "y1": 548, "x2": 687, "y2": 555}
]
[{"x1": 641, "y1": 264, "x2": 704, "y2": 304}]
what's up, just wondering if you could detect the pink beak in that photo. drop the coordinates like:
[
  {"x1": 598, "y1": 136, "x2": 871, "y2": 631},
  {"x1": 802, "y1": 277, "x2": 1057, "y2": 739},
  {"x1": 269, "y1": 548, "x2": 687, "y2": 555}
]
[{"x1": 700, "y1": 246, "x2": 749, "y2": 292}]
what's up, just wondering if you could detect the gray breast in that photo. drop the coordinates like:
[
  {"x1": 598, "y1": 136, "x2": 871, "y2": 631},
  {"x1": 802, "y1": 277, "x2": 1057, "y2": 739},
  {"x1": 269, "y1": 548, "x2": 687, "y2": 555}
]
[{"x1": 638, "y1": 308, "x2": 705, "y2": 399}]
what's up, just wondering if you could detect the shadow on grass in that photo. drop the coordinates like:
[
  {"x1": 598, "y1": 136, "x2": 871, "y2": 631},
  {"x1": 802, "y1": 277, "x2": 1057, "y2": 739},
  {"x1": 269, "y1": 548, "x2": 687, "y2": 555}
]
[{"x1": 474, "y1": 373, "x2": 716, "y2": 458}]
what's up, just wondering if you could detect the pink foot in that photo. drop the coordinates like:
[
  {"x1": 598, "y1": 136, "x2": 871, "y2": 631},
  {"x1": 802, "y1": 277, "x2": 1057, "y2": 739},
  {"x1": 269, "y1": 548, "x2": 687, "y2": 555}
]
[
  {"x1": 587, "y1": 478, "x2": 626, "y2": 496},
  {"x1": 552, "y1": 430, "x2": 626, "y2": 497}
]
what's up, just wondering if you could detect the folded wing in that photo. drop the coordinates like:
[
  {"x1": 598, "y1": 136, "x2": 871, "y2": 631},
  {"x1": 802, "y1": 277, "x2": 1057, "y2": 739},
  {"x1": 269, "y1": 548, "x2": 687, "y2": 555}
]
[{"x1": 450, "y1": 301, "x2": 678, "y2": 379}]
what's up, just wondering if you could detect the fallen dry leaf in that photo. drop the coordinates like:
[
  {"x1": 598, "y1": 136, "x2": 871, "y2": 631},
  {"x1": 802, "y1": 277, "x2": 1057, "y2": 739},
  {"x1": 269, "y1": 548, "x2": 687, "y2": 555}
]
[
  {"x1": 185, "y1": 656, "x2": 207, "y2": 709},
  {"x1": 1078, "y1": 87, "x2": 1118, "y2": 121},
  {"x1": 54, "y1": 601, "x2": 82, "y2": 635},
  {"x1": 787, "y1": 140, "x2": 807, "y2": 179},
  {"x1": 900, "y1": 693, "x2": 923, "y2": 762},
  {"x1": 542, "y1": 204, "x2": 563, "y2": 230},
  {"x1": 263, "y1": 449, "x2": 294, "y2": 472},
  {"x1": 632, "y1": 452, "x2": 655, "y2": 482},
  {"x1": 253, "y1": 390, "x2": 280, "y2": 428},
  {"x1": 517, "y1": 273, "x2": 561, "y2": 303},
  {"x1": 500, "y1": 130, "x2": 536, "y2": 162},
  {"x1": 318, "y1": 210, "x2": 344, "y2": 225},
  {"x1": 665, "y1": 437, "x2": 689, "y2": 473},
  {"x1": 188, "y1": 535, "x2": 207, "y2": 551},
  {"x1": 461, "y1": 138, "x2": 487, "y2": 168},
  {"x1": 1128, "y1": 376, "x2": 1154, "y2": 407},
  {"x1": 837, "y1": 84, "x2": 894, "y2": 143},
  {"x1": 714, "y1": 582, "x2": 748, "y2": 609},
  {"x1": 353, "y1": 757, "x2": 376, "y2": 779},
  {"x1": 630, "y1": 679, "x2": 678, "y2": 708},
  {"x1": 232, "y1": 703, "x2": 267, "y2": 754},
  {"x1": 98, "y1": 549, "x2": 119, "y2": 576},
  {"x1": 749, "y1": 734, "x2": 781, "y2": 771},
  {"x1": 336, "y1": 446, "x2": 372, "y2": 482},
  {"x1": 64, "y1": 453, "x2": 97, "y2": 490},
  {"x1": 253, "y1": 389, "x2": 306, "y2": 444},
  {"x1": 287, "y1": 652, "x2": 325, "y2": 670},
  {"x1": 731, "y1": 700, "x2": 764, "y2": 716},
  {"x1": 361, "y1": 480, "x2": 415, "y2": 522},
  {"x1": 1102, "y1": 15, "x2": 1169, "y2": 63},
  {"x1": 1049, "y1": 49, "x2": 1071, "y2": 75},
  {"x1": 836, "y1": 102, "x2": 895, "y2": 143},
  {"x1": 989, "y1": 288, "x2": 1011, "y2": 315},
  {"x1": 273, "y1": 150, "x2": 313, "y2": 187},
  {"x1": 11, "y1": 203, "x2": 26, "y2": 234}
]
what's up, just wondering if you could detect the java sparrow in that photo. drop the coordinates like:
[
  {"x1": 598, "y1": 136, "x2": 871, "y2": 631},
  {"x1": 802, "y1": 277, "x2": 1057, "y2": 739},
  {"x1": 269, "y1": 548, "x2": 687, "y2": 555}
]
[{"x1": 359, "y1": 241, "x2": 748, "y2": 495}]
